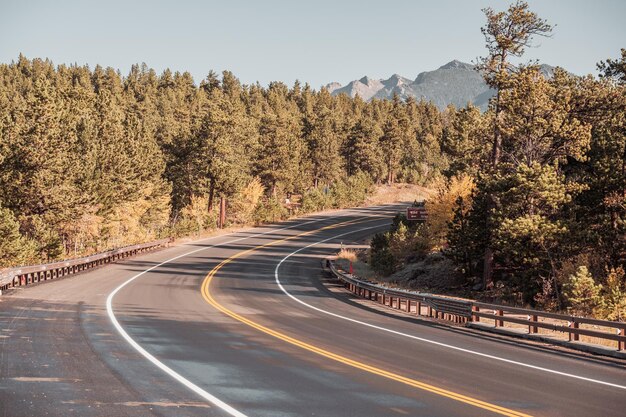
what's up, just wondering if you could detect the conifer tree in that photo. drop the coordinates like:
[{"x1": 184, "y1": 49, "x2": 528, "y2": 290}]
[
  {"x1": 476, "y1": 0, "x2": 553, "y2": 288},
  {"x1": 381, "y1": 95, "x2": 409, "y2": 184},
  {"x1": 305, "y1": 90, "x2": 342, "y2": 187}
]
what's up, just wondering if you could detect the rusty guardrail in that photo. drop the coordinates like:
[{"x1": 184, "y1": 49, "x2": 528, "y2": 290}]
[
  {"x1": 326, "y1": 259, "x2": 626, "y2": 353},
  {"x1": 0, "y1": 239, "x2": 170, "y2": 293}
]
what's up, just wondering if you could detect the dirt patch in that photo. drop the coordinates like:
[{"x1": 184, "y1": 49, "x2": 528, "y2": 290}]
[
  {"x1": 365, "y1": 183, "x2": 434, "y2": 206},
  {"x1": 380, "y1": 253, "x2": 463, "y2": 290}
]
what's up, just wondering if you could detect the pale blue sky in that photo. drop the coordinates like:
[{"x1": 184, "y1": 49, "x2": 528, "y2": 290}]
[{"x1": 1, "y1": 0, "x2": 624, "y2": 87}]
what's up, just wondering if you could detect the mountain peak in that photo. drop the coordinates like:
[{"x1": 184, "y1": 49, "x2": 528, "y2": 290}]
[
  {"x1": 328, "y1": 59, "x2": 560, "y2": 111},
  {"x1": 382, "y1": 73, "x2": 410, "y2": 89},
  {"x1": 439, "y1": 60, "x2": 474, "y2": 70},
  {"x1": 324, "y1": 81, "x2": 342, "y2": 93}
]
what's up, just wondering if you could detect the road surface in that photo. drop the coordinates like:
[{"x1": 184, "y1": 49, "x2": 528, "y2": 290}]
[{"x1": 1, "y1": 205, "x2": 625, "y2": 417}]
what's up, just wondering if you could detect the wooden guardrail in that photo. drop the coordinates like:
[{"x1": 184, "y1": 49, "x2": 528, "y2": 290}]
[
  {"x1": 326, "y1": 259, "x2": 626, "y2": 352},
  {"x1": 0, "y1": 239, "x2": 170, "y2": 293}
]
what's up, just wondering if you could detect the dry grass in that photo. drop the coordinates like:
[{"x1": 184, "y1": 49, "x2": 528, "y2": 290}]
[
  {"x1": 365, "y1": 183, "x2": 434, "y2": 205},
  {"x1": 336, "y1": 249, "x2": 358, "y2": 262},
  {"x1": 335, "y1": 257, "x2": 380, "y2": 281}
]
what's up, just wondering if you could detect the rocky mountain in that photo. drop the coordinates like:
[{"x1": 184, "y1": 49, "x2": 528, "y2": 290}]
[
  {"x1": 329, "y1": 76, "x2": 385, "y2": 101},
  {"x1": 326, "y1": 60, "x2": 556, "y2": 111}
]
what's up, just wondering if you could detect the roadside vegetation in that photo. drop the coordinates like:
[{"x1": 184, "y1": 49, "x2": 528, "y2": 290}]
[
  {"x1": 363, "y1": 2, "x2": 626, "y2": 320},
  {"x1": 0, "y1": 59, "x2": 447, "y2": 267}
]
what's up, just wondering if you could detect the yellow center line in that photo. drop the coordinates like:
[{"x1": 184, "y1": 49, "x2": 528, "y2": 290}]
[{"x1": 200, "y1": 217, "x2": 533, "y2": 417}]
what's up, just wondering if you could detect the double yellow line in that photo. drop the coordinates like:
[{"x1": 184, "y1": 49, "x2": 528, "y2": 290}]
[{"x1": 200, "y1": 218, "x2": 533, "y2": 417}]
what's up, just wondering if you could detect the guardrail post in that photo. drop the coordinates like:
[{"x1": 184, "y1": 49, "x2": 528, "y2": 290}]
[
  {"x1": 471, "y1": 305, "x2": 479, "y2": 322},
  {"x1": 406, "y1": 299, "x2": 411, "y2": 313},
  {"x1": 496, "y1": 309, "x2": 503, "y2": 327},
  {"x1": 529, "y1": 315, "x2": 538, "y2": 333},
  {"x1": 416, "y1": 301, "x2": 421, "y2": 316},
  {"x1": 619, "y1": 329, "x2": 625, "y2": 351},
  {"x1": 569, "y1": 321, "x2": 580, "y2": 342}
]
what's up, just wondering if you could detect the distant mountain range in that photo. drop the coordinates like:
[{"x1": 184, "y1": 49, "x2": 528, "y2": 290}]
[{"x1": 325, "y1": 60, "x2": 556, "y2": 111}]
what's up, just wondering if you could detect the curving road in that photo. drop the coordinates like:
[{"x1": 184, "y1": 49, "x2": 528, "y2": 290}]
[{"x1": 1, "y1": 205, "x2": 625, "y2": 417}]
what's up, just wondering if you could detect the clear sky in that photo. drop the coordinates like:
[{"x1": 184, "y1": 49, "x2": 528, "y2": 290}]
[{"x1": 1, "y1": 0, "x2": 624, "y2": 88}]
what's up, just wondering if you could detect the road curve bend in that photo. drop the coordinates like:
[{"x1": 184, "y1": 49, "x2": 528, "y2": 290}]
[{"x1": 1, "y1": 205, "x2": 625, "y2": 417}]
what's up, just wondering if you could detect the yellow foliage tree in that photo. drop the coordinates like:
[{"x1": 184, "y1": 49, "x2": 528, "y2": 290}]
[
  {"x1": 422, "y1": 175, "x2": 475, "y2": 251},
  {"x1": 229, "y1": 177, "x2": 265, "y2": 225}
]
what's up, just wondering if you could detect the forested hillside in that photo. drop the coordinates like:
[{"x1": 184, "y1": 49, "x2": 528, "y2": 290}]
[
  {"x1": 367, "y1": 1, "x2": 626, "y2": 318},
  {"x1": 0, "y1": 56, "x2": 447, "y2": 267},
  {"x1": 1, "y1": 1, "x2": 624, "y2": 318}
]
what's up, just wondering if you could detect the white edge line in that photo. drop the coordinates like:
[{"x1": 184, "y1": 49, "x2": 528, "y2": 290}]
[
  {"x1": 104, "y1": 212, "x2": 367, "y2": 417},
  {"x1": 103, "y1": 204, "x2": 431, "y2": 415},
  {"x1": 274, "y1": 224, "x2": 626, "y2": 391}
]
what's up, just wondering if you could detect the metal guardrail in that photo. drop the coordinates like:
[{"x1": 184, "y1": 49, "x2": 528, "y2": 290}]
[
  {"x1": 0, "y1": 239, "x2": 170, "y2": 293},
  {"x1": 471, "y1": 303, "x2": 626, "y2": 351},
  {"x1": 326, "y1": 260, "x2": 473, "y2": 324},
  {"x1": 326, "y1": 259, "x2": 626, "y2": 352}
]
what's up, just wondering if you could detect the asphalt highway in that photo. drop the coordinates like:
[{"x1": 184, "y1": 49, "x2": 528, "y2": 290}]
[{"x1": 1, "y1": 205, "x2": 625, "y2": 417}]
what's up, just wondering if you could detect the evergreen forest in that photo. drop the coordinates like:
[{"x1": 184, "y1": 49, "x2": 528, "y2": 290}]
[{"x1": 1, "y1": 1, "x2": 625, "y2": 317}]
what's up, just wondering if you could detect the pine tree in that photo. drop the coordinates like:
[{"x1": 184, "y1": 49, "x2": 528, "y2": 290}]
[
  {"x1": 305, "y1": 90, "x2": 343, "y2": 187},
  {"x1": 0, "y1": 205, "x2": 37, "y2": 268},
  {"x1": 476, "y1": 0, "x2": 553, "y2": 287},
  {"x1": 441, "y1": 104, "x2": 488, "y2": 177},
  {"x1": 563, "y1": 266, "x2": 603, "y2": 316},
  {"x1": 344, "y1": 116, "x2": 384, "y2": 180},
  {"x1": 381, "y1": 95, "x2": 409, "y2": 184},
  {"x1": 255, "y1": 83, "x2": 307, "y2": 196},
  {"x1": 193, "y1": 78, "x2": 255, "y2": 212}
]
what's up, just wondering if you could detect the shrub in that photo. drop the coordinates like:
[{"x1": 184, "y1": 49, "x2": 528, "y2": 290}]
[
  {"x1": 170, "y1": 195, "x2": 217, "y2": 237},
  {"x1": 370, "y1": 232, "x2": 395, "y2": 276},
  {"x1": 254, "y1": 196, "x2": 289, "y2": 224},
  {"x1": 301, "y1": 187, "x2": 332, "y2": 212},
  {"x1": 229, "y1": 177, "x2": 265, "y2": 225},
  {"x1": 601, "y1": 267, "x2": 626, "y2": 321},
  {"x1": 0, "y1": 205, "x2": 37, "y2": 267},
  {"x1": 563, "y1": 266, "x2": 604, "y2": 316}
]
